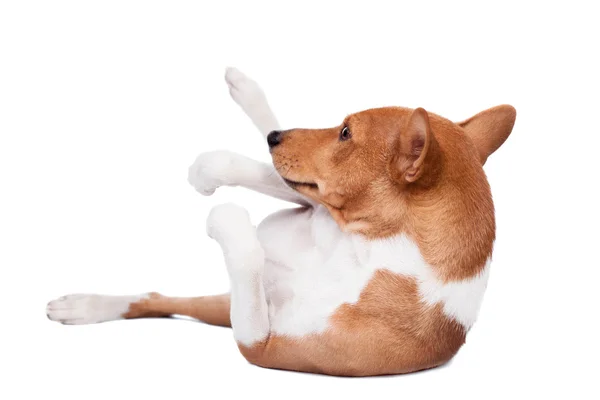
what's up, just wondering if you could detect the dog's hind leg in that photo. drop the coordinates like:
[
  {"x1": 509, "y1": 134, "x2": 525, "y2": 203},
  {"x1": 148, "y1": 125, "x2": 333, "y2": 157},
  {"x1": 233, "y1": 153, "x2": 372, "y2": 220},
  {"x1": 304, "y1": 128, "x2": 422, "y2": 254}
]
[
  {"x1": 225, "y1": 67, "x2": 280, "y2": 138},
  {"x1": 46, "y1": 293, "x2": 231, "y2": 327},
  {"x1": 206, "y1": 203, "x2": 270, "y2": 347}
]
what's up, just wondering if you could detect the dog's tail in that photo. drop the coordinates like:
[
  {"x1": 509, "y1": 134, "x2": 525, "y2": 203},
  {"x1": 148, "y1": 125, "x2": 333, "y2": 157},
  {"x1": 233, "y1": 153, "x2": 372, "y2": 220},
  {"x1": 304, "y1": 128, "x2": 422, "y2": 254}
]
[{"x1": 225, "y1": 67, "x2": 281, "y2": 138}]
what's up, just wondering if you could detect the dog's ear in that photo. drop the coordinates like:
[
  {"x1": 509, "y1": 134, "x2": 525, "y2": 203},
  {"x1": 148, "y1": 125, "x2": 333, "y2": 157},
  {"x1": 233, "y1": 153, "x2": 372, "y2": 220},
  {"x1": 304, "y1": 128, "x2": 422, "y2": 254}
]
[
  {"x1": 457, "y1": 105, "x2": 516, "y2": 165},
  {"x1": 393, "y1": 107, "x2": 436, "y2": 183}
]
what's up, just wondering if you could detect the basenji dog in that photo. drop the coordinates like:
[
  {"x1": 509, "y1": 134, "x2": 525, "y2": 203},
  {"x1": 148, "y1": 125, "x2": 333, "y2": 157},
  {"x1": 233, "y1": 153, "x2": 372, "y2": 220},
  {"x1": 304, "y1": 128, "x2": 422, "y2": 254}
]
[{"x1": 46, "y1": 68, "x2": 516, "y2": 376}]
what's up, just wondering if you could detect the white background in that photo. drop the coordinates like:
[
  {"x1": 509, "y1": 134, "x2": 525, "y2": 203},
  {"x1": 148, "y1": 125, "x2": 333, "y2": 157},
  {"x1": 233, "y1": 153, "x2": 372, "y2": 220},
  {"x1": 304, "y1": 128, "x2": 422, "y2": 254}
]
[{"x1": 1, "y1": 1, "x2": 599, "y2": 399}]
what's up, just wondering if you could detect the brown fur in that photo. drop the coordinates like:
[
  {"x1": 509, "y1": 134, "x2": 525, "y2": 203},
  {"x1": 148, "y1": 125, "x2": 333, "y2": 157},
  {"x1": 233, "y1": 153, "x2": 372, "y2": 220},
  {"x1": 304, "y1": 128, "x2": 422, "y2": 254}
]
[
  {"x1": 270, "y1": 106, "x2": 512, "y2": 281},
  {"x1": 124, "y1": 293, "x2": 231, "y2": 327},
  {"x1": 239, "y1": 270, "x2": 465, "y2": 376},
  {"x1": 458, "y1": 105, "x2": 516, "y2": 165},
  {"x1": 124, "y1": 105, "x2": 514, "y2": 376}
]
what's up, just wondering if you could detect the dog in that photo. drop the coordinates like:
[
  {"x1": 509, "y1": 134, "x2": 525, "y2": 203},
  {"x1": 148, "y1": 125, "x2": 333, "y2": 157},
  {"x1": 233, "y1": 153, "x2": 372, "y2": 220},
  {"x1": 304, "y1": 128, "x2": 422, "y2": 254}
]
[{"x1": 47, "y1": 68, "x2": 516, "y2": 376}]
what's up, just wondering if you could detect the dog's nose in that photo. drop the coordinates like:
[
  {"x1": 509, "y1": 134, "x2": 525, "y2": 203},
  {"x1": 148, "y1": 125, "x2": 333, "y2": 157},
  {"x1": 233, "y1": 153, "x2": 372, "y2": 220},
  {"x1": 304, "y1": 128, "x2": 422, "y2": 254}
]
[{"x1": 267, "y1": 130, "x2": 282, "y2": 148}]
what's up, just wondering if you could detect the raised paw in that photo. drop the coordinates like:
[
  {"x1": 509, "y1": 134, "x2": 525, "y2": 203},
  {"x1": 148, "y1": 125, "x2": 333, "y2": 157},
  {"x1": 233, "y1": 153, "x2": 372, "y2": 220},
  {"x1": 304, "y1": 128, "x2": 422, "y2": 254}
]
[
  {"x1": 206, "y1": 203, "x2": 251, "y2": 241},
  {"x1": 225, "y1": 67, "x2": 267, "y2": 111},
  {"x1": 206, "y1": 203, "x2": 264, "y2": 269},
  {"x1": 46, "y1": 294, "x2": 146, "y2": 325},
  {"x1": 225, "y1": 67, "x2": 279, "y2": 136},
  {"x1": 188, "y1": 151, "x2": 236, "y2": 195}
]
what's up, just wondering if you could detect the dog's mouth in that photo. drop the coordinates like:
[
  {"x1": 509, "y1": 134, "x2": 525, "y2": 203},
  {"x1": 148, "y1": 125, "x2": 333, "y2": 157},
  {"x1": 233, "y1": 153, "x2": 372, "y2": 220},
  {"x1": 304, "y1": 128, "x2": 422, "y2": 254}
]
[{"x1": 282, "y1": 178, "x2": 319, "y2": 191}]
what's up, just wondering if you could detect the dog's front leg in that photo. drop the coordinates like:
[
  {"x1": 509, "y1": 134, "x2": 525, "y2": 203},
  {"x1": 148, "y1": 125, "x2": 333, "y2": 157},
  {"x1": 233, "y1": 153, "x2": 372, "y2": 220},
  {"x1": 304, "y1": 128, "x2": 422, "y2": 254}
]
[
  {"x1": 206, "y1": 203, "x2": 270, "y2": 347},
  {"x1": 188, "y1": 150, "x2": 314, "y2": 207},
  {"x1": 225, "y1": 67, "x2": 279, "y2": 139}
]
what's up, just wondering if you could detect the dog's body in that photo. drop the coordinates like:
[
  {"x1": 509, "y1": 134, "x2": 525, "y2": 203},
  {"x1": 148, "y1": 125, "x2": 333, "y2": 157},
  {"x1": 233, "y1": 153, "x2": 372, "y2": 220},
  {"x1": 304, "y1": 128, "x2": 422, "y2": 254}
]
[{"x1": 47, "y1": 68, "x2": 515, "y2": 376}]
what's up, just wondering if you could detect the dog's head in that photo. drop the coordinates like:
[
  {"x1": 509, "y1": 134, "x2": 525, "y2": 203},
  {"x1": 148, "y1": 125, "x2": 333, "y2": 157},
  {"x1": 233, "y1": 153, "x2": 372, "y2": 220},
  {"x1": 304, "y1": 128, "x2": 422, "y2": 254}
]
[{"x1": 269, "y1": 105, "x2": 515, "y2": 243}]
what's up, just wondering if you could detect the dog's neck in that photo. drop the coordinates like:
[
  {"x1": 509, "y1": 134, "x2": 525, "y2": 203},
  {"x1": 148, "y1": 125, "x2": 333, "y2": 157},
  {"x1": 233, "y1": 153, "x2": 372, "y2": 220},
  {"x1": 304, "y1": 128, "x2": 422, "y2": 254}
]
[{"x1": 322, "y1": 173, "x2": 495, "y2": 283}]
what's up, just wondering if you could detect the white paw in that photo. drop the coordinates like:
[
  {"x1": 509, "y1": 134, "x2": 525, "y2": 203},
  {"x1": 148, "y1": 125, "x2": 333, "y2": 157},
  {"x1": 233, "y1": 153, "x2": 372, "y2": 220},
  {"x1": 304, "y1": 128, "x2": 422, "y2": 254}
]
[
  {"x1": 225, "y1": 67, "x2": 279, "y2": 136},
  {"x1": 46, "y1": 294, "x2": 143, "y2": 325},
  {"x1": 207, "y1": 204, "x2": 264, "y2": 271},
  {"x1": 188, "y1": 151, "x2": 235, "y2": 195},
  {"x1": 206, "y1": 203, "x2": 251, "y2": 240},
  {"x1": 225, "y1": 67, "x2": 267, "y2": 112}
]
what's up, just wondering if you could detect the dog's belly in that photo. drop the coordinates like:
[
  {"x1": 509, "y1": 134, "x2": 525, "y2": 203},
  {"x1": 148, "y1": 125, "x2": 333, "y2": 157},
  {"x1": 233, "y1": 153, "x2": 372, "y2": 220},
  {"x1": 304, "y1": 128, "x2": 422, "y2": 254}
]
[
  {"x1": 256, "y1": 205, "x2": 491, "y2": 337},
  {"x1": 257, "y1": 206, "x2": 374, "y2": 336}
]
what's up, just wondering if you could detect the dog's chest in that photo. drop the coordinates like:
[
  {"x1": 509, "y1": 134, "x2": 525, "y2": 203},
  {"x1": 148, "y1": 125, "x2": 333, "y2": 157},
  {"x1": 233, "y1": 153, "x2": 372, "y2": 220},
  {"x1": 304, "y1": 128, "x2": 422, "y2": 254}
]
[{"x1": 256, "y1": 206, "x2": 491, "y2": 337}]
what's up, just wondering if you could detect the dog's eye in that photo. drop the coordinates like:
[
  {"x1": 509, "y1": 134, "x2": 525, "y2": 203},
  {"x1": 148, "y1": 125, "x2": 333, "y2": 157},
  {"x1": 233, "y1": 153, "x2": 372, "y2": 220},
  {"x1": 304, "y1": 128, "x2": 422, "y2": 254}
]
[{"x1": 340, "y1": 126, "x2": 352, "y2": 141}]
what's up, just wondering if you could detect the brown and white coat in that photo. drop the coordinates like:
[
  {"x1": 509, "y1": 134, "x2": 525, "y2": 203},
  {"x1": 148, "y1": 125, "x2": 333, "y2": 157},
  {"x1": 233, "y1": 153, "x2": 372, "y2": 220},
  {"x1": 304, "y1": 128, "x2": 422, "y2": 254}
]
[{"x1": 47, "y1": 68, "x2": 516, "y2": 377}]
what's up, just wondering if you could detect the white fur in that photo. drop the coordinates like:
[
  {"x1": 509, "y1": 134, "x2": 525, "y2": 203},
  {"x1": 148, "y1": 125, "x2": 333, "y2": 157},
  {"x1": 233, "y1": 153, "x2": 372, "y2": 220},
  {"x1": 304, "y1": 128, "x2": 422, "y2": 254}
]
[
  {"x1": 188, "y1": 150, "x2": 313, "y2": 206},
  {"x1": 207, "y1": 203, "x2": 489, "y2": 345},
  {"x1": 419, "y1": 259, "x2": 491, "y2": 330},
  {"x1": 46, "y1": 293, "x2": 150, "y2": 324},
  {"x1": 47, "y1": 68, "x2": 491, "y2": 349},
  {"x1": 225, "y1": 67, "x2": 280, "y2": 138},
  {"x1": 188, "y1": 67, "x2": 313, "y2": 207},
  {"x1": 257, "y1": 206, "x2": 489, "y2": 337},
  {"x1": 207, "y1": 203, "x2": 269, "y2": 346},
  {"x1": 207, "y1": 69, "x2": 491, "y2": 345}
]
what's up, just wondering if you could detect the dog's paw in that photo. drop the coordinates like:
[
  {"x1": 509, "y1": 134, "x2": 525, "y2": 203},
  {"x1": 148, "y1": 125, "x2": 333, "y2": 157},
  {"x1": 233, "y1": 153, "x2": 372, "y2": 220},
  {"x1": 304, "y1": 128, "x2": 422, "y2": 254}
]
[
  {"x1": 225, "y1": 67, "x2": 280, "y2": 136},
  {"x1": 225, "y1": 67, "x2": 267, "y2": 113},
  {"x1": 188, "y1": 151, "x2": 236, "y2": 195},
  {"x1": 207, "y1": 204, "x2": 264, "y2": 269},
  {"x1": 206, "y1": 203, "x2": 250, "y2": 240},
  {"x1": 207, "y1": 203, "x2": 262, "y2": 249},
  {"x1": 46, "y1": 294, "x2": 141, "y2": 325}
]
